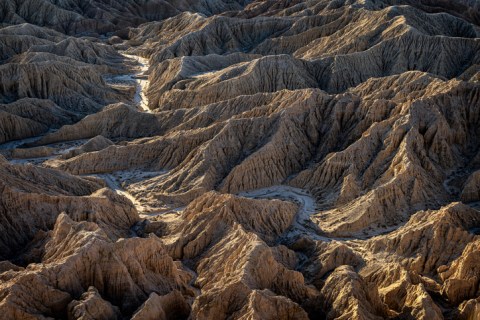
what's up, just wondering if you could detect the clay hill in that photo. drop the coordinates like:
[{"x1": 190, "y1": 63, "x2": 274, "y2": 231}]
[{"x1": 0, "y1": 0, "x2": 480, "y2": 319}]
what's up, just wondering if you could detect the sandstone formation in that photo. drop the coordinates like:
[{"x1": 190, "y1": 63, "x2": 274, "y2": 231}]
[
  {"x1": 0, "y1": 0, "x2": 249, "y2": 35},
  {"x1": 67, "y1": 286, "x2": 121, "y2": 320},
  {"x1": 60, "y1": 135, "x2": 113, "y2": 160},
  {"x1": 0, "y1": 156, "x2": 138, "y2": 260},
  {"x1": 0, "y1": 214, "x2": 194, "y2": 318},
  {"x1": 1, "y1": 0, "x2": 479, "y2": 319}
]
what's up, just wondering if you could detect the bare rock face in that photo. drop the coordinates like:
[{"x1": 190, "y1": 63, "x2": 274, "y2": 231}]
[
  {"x1": 1, "y1": 0, "x2": 480, "y2": 318},
  {"x1": 0, "y1": 98, "x2": 77, "y2": 142},
  {"x1": 0, "y1": 109, "x2": 47, "y2": 144},
  {"x1": 461, "y1": 170, "x2": 480, "y2": 202},
  {"x1": 131, "y1": 291, "x2": 190, "y2": 320},
  {"x1": 0, "y1": 22, "x2": 132, "y2": 144},
  {"x1": 320, "y1": 266, "x2": 386, "y2": 320},
  {"x1": 0, "y1": 159, "x2": 138, "y2": 260},
  {"x1": 155, "y1": 192, "x2": 320, "y2": 319},
  {"x1": 440, "y1": 240, "x2": 480, "y2": 304},
  {"x1": 150, "y1": 54, "x2": 318, "y2": 111},
  {"x1": 0, "y1": 62, "x2": 118, "y2": 111},
  {"x1": 34, "y1": 103, "x2": 166, "y2": 145},
  {"x1": 234, "y1": 289, "x2": 310, "y2": 320},
  {"x1": 165, "y1": 191, "x2": 298, "y2": 258},
  {"x1": 304, "y1": 241, "x2": 364, "y2": 283},
  {"x1": 67, "y1": 286, "x2": 121, "y2": 320},
  {"x1": 0, "y1": 214, "x2": 194, "y2": 319},
  {"x1": 457, "y1": 297, "x2": 480, "y2": 320},
  {"x1": 360, "y1": 263, "x2": 444, "y2": 319},
  {"x1": 61, "y1": 135, "x2": 113, "y2": 160},
  {"x1": 366, "y1": 203, "x2": 480, "y2": 274},
  {"x1": 0, "y1": 0, "x2": 249, "y2": 35}
]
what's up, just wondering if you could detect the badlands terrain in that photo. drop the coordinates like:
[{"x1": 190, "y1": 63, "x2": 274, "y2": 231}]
[{"x1": 0, "y1": 0, "x2": 480, "y2": 319}]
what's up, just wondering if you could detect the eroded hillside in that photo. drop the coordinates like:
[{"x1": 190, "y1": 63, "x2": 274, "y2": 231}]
[{"x1": 0, "y1": 0, "x2": 479, "y2": 319}]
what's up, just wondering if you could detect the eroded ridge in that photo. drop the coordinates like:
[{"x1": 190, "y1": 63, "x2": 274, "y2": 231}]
[{"x1": 0, "y1": 0, "x2": 479, "y2": 319}]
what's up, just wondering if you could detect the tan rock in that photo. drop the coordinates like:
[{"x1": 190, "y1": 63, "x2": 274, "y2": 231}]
[
  {"x1": 0, "y1": 214, "x2": 194, "y2": 318},
  {"x1": 367, "y1": 203, "x2": 480, "y2": 274},
  {"x1": 361, "y1": 263, "x2": 443, "y2": 319},
  {"x1": 131, "y1": 290, "x2": 190, "y2": 320},
  {"x1": 67, "y1": 286, "x2": 121, "y2": 320},
  {"x1": 234, "y1": 289, "x2": 309, "y2": 320},
  {"x1": 320, "y1": 266, "x2": 386, "y2": 320},
  {"x1": 440, "y1": 240, "x2": 480, "y2": 304},
  {"x1": 166, "y1": 191, "x2": 298, "y2": 258},
  {"x1": 461, "y1": 170, "x2": 480, "y2": 203},
  {"x1": 0, "y1": 161, "x2": 138, "y2": 259},
  {"x1": 61, "y1": 135, "x2": 113, "y2": 160},
  {"x1": 457, "y1": 297, "x2": 480, "y2": 320},
  {"x1": 1, "y1": 0, "x2": 480, "y2": 318}
]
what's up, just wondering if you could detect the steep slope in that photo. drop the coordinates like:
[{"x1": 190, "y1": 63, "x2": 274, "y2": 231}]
[{"x1": 1, "y1": 0, "x2": 480, "y2": 319}]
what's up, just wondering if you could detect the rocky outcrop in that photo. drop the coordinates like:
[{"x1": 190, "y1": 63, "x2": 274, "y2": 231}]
[
  {"x1": 304, "y1": 241, "x2": 364, "y2": 283},
  {"x1": 0, "y1": 159, "x2": 138, "y2": 260},
  {"x1": 320, "y1": 266, "x2": 386, "y2": 320},
  {"x1": 0, "y1": 109, "x2": 47, "y2": 144},
  {"x1": 61, "y1": 135, "x2": 113, "y2": 160},
  {"x1": 151, "y1": 54, "x2": 318, "y2": 111},
  {"x1": 0, "y1": 22, "x2": 135, "y2": 144},
  {"x1": 8, "y1": 146, "x2": 56, "y2": 159},
  {"x1": 2, "y1": 0, "x2": 480, "y2": 318},
  {"x1": 366, "y1": 203, "x2": 480, "y2": 274},
  {"x1": 41, "y1": 72, "x2": 480, "y2": 232},
  {"x1": 34, "y1": 103, "x2": 166, "y2": 145},
  {"x1": 457, "y1": 297, "x2": 480, "y2": 320},
  {"x1": 0, "y1": 0, "x2": 249, "y2": 35},
  {"x1": 131, "y1": 290, "x2": 190, "y2": 320},
  {"x1": 67, "y1": 286, "x2": 121, "y2": 320},
  {"x1": 0, "y1": 98, "x2": 77, "y2": 143},
  {"x1": 360, "y1": 263, "x2": 444, "y2": 319},
  {"x1": 151, "y1": 192, "x2": 321, "y2": 318},
  {"x1": 0, "y1": 214, "x2": 194, "y2": 318},
  {"x1": 440, "y1": 240, "x2": 480, "y2": 304},
  {"x1": 234, "y1": 289, "x2": 310, "y2": 320},
  {"x1": 0, "y1": 62, "x2": 120, "y2": 111},
  {"x1": 165, "y1": 192, "x2": 299, "y2": 257},
  {"x1": 461, "y1": 170, "x2": 480, "y2": 202}
]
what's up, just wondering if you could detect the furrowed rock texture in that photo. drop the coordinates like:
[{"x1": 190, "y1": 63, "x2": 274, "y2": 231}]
[
  {"x1": 319, "y1": 266, "x2": 387, "y2": 320},
  {"x1": 440, "y1": 240, "x2": 480, "y2": 304},
  {"x1": 0, "y1": 157, "x2": 138, "y2": 260},
  {"x1": 156, "y1": 192, "x2": 321, "y2": 319},
  {"x1": 33, "y1": 103, "x2": 168, "y2": 145},
  {"x1": 60, "y1": 135, "x2": 113, "y2": 160},
  {"x1": 366, "y1": 203, "x2": 480, "y2": 274},
  {"x1": 46, "y1": 73, "x2": 480, "y2": 226},
  {"x1": 0, "y1": 23, "x2": 133, "y2": 143},
  {"x1": 359, "y1": 263, "x2": 444, "y2": 319},
  {"x1": 0, "y1": 214, "x2": 194, "y2": 319},
  {"x1": 1, "y1": 0, "x2": 480, "y2": 319},
  {"x1": 461, "y1": 170, "x2": 480, "y2": 202},
  {"x1": 0, "y1": 98, "x2": 77, "y2": 144},
  {"x1": 0, "y1": 0, "x2": 249, "y2": 35},
  {"x1": 67, "y1": 286, "x2": 121, "y2": 320},
  {"x1": 131, "y1": 290, "x2": 191, "y2": 320},
  {"x1": 0, "y1": 62, "x2": 118, "y2": 109}
]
